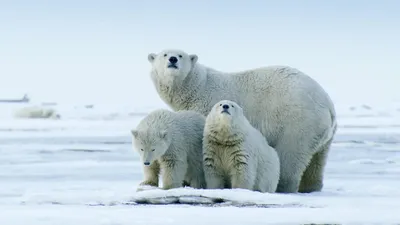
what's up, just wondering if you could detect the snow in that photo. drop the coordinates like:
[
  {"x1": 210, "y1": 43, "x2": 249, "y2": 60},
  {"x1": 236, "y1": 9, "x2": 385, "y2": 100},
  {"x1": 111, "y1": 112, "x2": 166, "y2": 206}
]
[{"x1": 1, "y1": 102, "x2": 400, "y2": 224}]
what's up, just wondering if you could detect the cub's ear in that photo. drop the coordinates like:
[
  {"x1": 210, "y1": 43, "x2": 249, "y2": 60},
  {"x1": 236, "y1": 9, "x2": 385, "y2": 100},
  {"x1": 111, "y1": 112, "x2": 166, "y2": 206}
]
[
  {"x1": 189, "y1": 54, "x2": 198, "y2": 65},
  {"x1": 159, "y1": 130, "x2": 167, "y2": 139},
  {"x1": 148, "y1": 53, "x2": 157, "y2": 63},
  {"x1": 131, "y1": 129, "x2": 139, "y2": 138}
]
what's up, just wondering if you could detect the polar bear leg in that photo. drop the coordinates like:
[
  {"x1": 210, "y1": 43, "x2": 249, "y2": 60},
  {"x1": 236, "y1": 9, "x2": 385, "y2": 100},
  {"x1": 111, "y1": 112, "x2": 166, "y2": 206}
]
[
  {"x1": 140, "y1": 161, "x2": 160, "y2": 187},
  {"x1": 204, "y1": 167, "x2": 225, "y2": 189},
  {"x1": 231, "y1": 166, "x2": 255, "y2": 191},
  {"x1": 298, "y1": 138, "x2": 332, "y2": 193},
  {"x1": 189, "y1": 175, "x2": 206, "y2": 189},
  {"x1": 275, "y1": 133, "x2": 314, "y2": 193},
  {"x1": 161, "y1": 159, "x2": 187, "y2": 190}
]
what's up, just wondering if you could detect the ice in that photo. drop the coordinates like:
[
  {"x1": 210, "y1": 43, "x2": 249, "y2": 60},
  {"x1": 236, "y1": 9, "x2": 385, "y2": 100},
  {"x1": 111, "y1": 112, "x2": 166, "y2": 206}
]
[
  {"x1": 1, "y1": 100, "x2": 400, "y2": 224},
  {"x1": 131, "y1": 187, "x2": 308, "y2": 207}
]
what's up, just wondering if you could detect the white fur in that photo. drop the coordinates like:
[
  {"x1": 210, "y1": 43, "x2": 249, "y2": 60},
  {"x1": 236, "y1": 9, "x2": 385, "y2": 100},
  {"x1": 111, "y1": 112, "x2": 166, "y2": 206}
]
[
  {"x1": 203, "y1": 100, "x2": 280, "y2": 193},
  {"x1": 148, "y1": 49, "x2": 338, "y2": 193},
  {"x1": 14, "y1": 106, "x2": 60, "y2": 119},
  {"x1": 131, "y1": 109, "x2": 206, "y2": 190}
]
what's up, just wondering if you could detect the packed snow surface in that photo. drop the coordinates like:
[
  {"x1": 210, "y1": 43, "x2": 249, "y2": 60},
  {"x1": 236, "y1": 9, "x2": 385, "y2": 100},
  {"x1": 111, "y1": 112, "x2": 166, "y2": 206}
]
[{"x1": 1, "y1": 101, "x2": 400, "y2": 224}]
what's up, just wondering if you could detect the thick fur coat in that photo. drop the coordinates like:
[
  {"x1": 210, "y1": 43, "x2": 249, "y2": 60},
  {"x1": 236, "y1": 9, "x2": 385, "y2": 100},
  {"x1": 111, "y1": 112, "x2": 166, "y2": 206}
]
[
  {"x1": 203, "y1": 100, "x2": 280, "y2": 193},
  {"x1": 131, "y1": 109, "x2": 206, "y2": 190}
]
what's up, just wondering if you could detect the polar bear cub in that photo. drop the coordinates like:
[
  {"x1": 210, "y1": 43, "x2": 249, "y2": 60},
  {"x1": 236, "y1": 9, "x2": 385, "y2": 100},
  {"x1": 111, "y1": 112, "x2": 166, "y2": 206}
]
[
  {"x1": 203, "y1": 100, "x2": 280, "y2": 193},
  {"x1": 14, "y1": 106, "x2": 60, "y2": 119},
  {"x1": 131, "y1": 109, "x2": 206, "y2": 190}
]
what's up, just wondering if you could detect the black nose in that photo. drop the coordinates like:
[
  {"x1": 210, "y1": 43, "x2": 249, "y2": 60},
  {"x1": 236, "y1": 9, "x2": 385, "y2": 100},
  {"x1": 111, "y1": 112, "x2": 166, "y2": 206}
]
[
  {"x1": 169, "y1": 56, "x2": 178, "y2": 64},
  {"x1": 222, "y1": 104, "x2": 229, "y2": 109},
  {"x1": 144, "y1": 162, "x2": 150, "y2": 166}
]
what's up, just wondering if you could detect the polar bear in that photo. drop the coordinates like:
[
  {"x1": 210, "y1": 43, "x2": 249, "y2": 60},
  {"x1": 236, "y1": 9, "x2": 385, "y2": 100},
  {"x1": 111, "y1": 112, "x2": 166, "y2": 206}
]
[
  {"x1": 203, "y1": 100, "x2": 280, "y2": 193},
  {"x1": 131, "y1": 109, "x2": 206, "y2": 190},
  {"x1": 147, "y1": 49, "x2": 337, "y2": 193},
  {"x1": 14, "y1": 106, "x2": 61, "y2": 119}
]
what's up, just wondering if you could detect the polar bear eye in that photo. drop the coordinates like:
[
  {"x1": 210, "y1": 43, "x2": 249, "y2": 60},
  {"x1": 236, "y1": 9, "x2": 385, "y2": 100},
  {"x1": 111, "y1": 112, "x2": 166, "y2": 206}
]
[
  {"x1": 178, "y1": 55, "x2": 182, "y2": 58},
  {"x1": 231, "y1": 105, "x2": 234, "y2": 108},
  {"x1": 152, "y1": 149, "x2": 155, "y2": 152},
  {"x1": 163, "y1": 54, "x2": 167, "y2": 57},
  {"x1": 140, "y1": 149, "x2": 144, "y2": 151},
  {"x1": 219, "y1": 104, "x2": 222, "y2": 106}
]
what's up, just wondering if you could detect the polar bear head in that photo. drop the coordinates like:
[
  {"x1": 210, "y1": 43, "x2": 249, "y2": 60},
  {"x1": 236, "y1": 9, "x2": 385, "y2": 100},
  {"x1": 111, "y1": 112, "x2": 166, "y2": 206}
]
[
  {"x1": 211, "y1": 100, "x2": 244, "y2": 119},
  {"x1": 206, "y1": 100, "x2": 245, "y2": 132},
  {"x1": 131, "y1": 129, "x2": 171, "y2": 166},
  {"x1": 147, "y1": 49, "x2": 198, "y2": 82}
]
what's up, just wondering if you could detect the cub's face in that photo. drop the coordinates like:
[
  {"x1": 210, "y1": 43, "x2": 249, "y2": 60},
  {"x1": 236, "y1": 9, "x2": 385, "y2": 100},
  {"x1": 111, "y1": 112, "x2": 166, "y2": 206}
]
[
  {"x1": 147, "y1": 49, "x2": 198, "y2": 82},
  {"x1": 211, "y1": 100, "x2": 244, "y2": 119},
  {"x1": 205, "y1": 100, "x2": 245, "y2": 137},
  {"x1": 206, "y1": 100, "x2": 244, "y2": 128},
  {"x1": 131, "y1": 130, "x2": 170, "y2": 166}
]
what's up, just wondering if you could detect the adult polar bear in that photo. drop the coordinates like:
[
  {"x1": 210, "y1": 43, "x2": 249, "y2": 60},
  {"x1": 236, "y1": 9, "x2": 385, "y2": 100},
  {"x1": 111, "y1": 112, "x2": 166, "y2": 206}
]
[{"x1": 147, "y1": 49, "x2": 337, "y2": 193}]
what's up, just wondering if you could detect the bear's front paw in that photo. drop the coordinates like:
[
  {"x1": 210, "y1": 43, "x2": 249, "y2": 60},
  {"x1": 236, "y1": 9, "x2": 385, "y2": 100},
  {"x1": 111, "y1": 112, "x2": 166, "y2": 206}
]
[
  {"x1": 162, "y1": 182, "x2": 182, "y2": 190},
  {"x1": 136, "y1": 181, "x2": 161, "y2": 192},
  {"x1": 139, "y1": 180, "x2": 158, "y2": 187}
]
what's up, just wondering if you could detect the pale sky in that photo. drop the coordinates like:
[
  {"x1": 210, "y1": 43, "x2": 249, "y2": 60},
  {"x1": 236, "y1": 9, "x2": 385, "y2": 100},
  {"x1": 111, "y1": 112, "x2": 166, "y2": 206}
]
[{"x1": 0, "y1": 0, "x2": 399, "y2": 106}]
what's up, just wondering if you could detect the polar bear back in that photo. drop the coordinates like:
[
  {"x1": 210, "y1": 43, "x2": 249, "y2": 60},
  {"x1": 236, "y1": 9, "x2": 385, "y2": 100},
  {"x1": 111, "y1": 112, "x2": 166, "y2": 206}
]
[
  {"x1": 169, "y1": 110, "x2": 206, "y2": 150},
  {"x1": 190, "y1": 65, "x2": 335, "y2": 147},
  {"x1": 139, "y1": 109, "x2": 206, "y2": 155}
]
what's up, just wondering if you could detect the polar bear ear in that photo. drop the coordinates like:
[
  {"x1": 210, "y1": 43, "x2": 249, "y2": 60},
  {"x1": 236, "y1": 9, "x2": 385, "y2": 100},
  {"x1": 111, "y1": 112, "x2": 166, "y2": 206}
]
[
  {"x1": 148, "y1": 53, "x2": 157, "y2": 63},
  {"x1": 159, "y1": 130, "x2": 167, "y2": 139},
  {"x1": 189, "y1": 54, "x2": 198, "y2": 65},
  {"x1": 131, "y1": 129, "x2": 139, "y2": 138}
]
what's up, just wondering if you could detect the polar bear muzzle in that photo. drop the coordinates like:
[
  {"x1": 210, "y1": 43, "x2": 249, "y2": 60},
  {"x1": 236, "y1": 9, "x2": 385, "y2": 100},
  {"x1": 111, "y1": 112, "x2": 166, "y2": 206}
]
[
  {"x1": 221, "y1": 104, "x2": 231, "y2": 115},
  {"x1": 167, "y1": 56, "x2": 179, "y2": 69}
]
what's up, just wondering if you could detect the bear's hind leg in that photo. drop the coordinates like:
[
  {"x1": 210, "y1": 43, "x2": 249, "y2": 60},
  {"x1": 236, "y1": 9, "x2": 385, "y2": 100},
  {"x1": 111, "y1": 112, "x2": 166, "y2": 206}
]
[
  {"x1": 298, "y1": 137, "x2": 332, "y2": 193},
  {"x1": 275, "y1": 133, "x2": 314, "y2": 193},
  {"x1": 185, "y1": 160, "x2": 207, "y2": 189}
]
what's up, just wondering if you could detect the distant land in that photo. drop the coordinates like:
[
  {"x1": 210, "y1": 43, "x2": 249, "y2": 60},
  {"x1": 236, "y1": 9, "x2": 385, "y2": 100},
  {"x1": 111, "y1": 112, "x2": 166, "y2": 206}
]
[{"x1": 0, "y1": 94, "x2": 30, "y2": 103}]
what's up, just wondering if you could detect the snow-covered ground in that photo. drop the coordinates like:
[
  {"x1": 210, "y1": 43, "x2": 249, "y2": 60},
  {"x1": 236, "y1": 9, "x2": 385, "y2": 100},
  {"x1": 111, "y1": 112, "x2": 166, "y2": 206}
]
[{"x1": 1, "y1": 102, "x2": 400, "y2": 224}]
